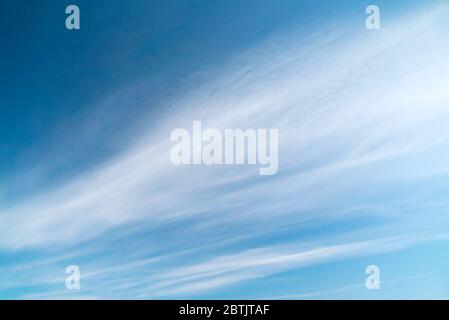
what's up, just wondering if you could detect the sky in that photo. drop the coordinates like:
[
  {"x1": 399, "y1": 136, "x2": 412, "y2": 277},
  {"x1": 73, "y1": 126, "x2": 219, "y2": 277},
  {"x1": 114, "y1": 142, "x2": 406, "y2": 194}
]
[{"x1": 1, "y1": 0, "x2": 449, "y2": 299}]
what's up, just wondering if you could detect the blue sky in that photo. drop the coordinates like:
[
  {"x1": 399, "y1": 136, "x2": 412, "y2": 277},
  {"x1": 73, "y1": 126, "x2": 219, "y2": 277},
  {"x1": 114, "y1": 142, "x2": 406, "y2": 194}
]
[{"x1": 1, "y1": 0, "x2": 449, "y2": 299}]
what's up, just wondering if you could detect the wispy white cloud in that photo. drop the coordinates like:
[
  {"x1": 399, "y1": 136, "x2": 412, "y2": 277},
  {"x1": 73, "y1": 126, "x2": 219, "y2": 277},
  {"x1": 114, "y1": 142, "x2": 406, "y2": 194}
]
[
  {"x1": 138, "y1": 237, "x2": 409, "y2": 297},
  {"x1": 1, "y1": 1, "x2": 449, "y2": 298}
]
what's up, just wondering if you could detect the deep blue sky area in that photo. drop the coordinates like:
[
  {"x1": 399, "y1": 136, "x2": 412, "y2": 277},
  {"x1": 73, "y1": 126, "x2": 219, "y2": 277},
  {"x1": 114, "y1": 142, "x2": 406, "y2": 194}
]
[{"x1": 2, "y1": 0, "x2": 330, "y2": 197}]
